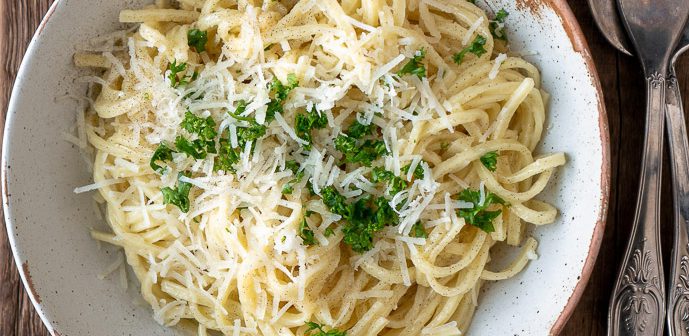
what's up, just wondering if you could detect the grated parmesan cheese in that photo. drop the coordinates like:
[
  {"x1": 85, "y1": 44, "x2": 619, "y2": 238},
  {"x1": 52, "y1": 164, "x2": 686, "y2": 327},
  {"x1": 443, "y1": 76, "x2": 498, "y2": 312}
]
[
  {"x1": 70, "y1": 0, "x2": 564, "y2": 334},
  {"x1": 489, "y1": 53, "x2": 507, "y2": 80}
]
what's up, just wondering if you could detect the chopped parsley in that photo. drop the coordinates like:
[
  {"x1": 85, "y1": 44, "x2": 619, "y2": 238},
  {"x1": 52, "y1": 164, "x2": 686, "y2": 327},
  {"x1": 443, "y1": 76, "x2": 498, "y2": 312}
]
[
  {"x1": 490, "y1": 9, "x2": 509, "y2": 41},
  {"x1": 480, "y1": 151, "x2": 498, "y2": 171},
  {"x1": 181, "y1": 111, "x2": 218, "y2": 141},
  {"x1": 496, "y1": 9, "x2": 510, "y2": 24},
  {"x1": 236, "y1": 122, "x2": 267, "y2": 145},
  {"x1": 295, "y1": 108, "x2": 328, "y2": 150},
  {"x1": 150, "y1": 142, "x2": 174, "y2": 173},
  {"x1": 457, "y1": 188, "x2": 507, "y2": 233},
  {"x1": 176, "y1": 111, "x2": 218, "y2": 160},
  {"x1": 285, "y1": 160, "x2": 300, "y2": 173},
  {"x1": 266, "y1": 74, "x2": 299, "y2": 122},
  {"x1": 346, "y1": 119, "x2": 376, "y2": 139},
  {"x1": 214, "y1": 103, "x2": 267, "y2": 173},
  {"x1": 371, "y1": 167, "x2": 407, "y2": 196},
  {"x1": 334, "y1": 120, "x2": 387, "y2": 166},
  {"x1": 401, "y1": 162, "x2": 426, "y2": 180},
  {"x1": 452, "y1": 35, "x2": 488, "y2": 64},
  {"x1": 282, "y1": 160, "x2": 305, "y2": 195},
  {"x1": 410, "y1": 221, "x2": 428, "y2": 238},
  {"x1": 227, "y1": 100, "x2": 253, "y2": 122},
  {"x1": 341, "y1": 194, "x2": 379, "y2": 253},
  {"x1": 305, "y1": 322, "x2": 346, "y2": 336},
  {"x1": 335, "y1": 136, "x2": 388, "y2": 167},
  {"x1": 320, "y1": 186, "x2": 351, "y2": 218},
  {"x1": 149, "y1": 112, "x2": 221, "y2": 172},
  {"x1": 175, "y1": 136, "x2": 215, "y2": 160},
  {"x1": 167, "y1": 60, "x2": 198, "y2": 88},
  {"x1": 161, "y1": 172, "x2": 192, "y2": 213},
  {"x1": 214, "y1": 138, "x2": 241, "y2": 173},
  {"x1": 373, "y1": 196, "x2": 397, "y2": 229},
  {"x1": 397, "y1": 48, "x2": 427, "y2": 79},
  {"x1": 214, "y1": 121, "x2": 266, "y2": 173},
  {"x1": 320, "y1": 187, "x2": 397, "y2": 253},
  {"x1": 187, "y1": 29, "x2": 208, "y2": 53},
  {"x1": 299, "y1": 214, "x2": 317, "y2": 246}
]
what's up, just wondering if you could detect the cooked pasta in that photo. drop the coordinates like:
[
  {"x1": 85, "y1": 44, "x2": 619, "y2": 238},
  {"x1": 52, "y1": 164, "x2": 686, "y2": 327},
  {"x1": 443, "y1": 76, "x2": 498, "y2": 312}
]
[{"x1": 73, "y1": 0, "x2": 566, "y2": 335}]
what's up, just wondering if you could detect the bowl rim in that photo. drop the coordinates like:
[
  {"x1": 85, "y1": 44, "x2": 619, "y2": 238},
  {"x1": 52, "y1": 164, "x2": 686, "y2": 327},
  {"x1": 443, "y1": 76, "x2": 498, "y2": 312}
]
[
  {"x1": 541, "y1": 1, "x2": 610, "y2": 334},
  {"x1": 1, "y1": 0, "x2": 611, "y2": 335}
]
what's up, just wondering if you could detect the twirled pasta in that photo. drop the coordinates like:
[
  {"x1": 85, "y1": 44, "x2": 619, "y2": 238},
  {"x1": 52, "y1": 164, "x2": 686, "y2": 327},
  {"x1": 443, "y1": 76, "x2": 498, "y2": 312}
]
[{"x1": 73, "y1": 0, "x2": 566, "y2": 335}]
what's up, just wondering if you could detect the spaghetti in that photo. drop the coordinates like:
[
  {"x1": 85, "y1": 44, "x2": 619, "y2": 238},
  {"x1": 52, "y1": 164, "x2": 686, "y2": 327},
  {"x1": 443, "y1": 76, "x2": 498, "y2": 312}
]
[{"x1": 74, "y1": 0, "x2": 566, "y2": 335}]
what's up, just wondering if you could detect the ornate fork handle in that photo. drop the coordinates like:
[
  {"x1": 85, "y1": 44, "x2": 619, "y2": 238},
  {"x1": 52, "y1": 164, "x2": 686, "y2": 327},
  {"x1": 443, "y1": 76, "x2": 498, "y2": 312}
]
[
  {"x1": 666, "y1": 70, "x2": 689, "y2": 336},
  {"x1": 609, "y1": 73, "x2": 667, "y2": 336}
]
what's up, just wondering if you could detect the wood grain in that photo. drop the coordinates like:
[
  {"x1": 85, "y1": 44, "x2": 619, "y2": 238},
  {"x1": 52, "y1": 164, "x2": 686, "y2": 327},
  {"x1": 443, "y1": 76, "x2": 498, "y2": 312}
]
[
  {"x1": 0, "y1": 1, "x2": 687, "y2": 335},
  {"x1": 1, "y1": 2, "x2": 55, "y2": 336}
]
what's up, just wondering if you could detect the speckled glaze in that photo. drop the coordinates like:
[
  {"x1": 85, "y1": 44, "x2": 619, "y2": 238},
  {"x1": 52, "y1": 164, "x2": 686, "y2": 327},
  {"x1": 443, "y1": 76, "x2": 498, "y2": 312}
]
[{"x1": 2, "y1": 0, "x2": 609, "y2": 335}]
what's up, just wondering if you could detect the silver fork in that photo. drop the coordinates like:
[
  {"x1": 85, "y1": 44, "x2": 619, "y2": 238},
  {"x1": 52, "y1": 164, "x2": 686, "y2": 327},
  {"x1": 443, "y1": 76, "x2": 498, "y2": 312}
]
[
  {"x1": 588, "y1": 0, "x2": 689, "y2": 334},
  {"x1": 608, "y1": 0, "x2": 689, "y2": 335}
]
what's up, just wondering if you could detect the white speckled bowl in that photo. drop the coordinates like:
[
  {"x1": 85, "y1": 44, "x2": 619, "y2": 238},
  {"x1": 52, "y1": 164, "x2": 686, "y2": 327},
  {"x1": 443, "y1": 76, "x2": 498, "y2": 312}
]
[{"x1": 2, "y1": 1, "x2": 609, "y2": 335}]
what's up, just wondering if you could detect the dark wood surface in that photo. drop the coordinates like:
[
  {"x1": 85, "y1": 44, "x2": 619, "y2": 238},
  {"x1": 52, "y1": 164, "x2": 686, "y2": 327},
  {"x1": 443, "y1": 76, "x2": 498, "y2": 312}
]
[{"x1": 1, "y1": 1, "x2": 688, "y2": 335}]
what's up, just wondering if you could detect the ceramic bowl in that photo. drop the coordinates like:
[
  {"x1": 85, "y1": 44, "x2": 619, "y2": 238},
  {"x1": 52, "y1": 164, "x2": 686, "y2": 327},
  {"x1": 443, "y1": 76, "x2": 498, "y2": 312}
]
[{"x1": 2, "y1": 0, "x2": 609, "y2": 335}]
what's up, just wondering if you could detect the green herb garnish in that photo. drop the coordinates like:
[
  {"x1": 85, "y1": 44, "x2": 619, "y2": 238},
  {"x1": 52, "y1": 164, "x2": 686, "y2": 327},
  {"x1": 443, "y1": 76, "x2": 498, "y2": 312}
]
[
  {"x1": 480, "y1": 151, "x2": 498, "y2": 172},
  {"x1": 175, "y1": 111, "x2": 218, "y2": 160},
  {"x1": 181, "y1": 111, "x2": 218, "y2": 141},
  {"x1": 214, "y1": 121, "x2": 266, "y2": 173},
  {"x1": 490, "y1": 9, "x2": 509, "y2": 41},
  {"x1": 371, "y1": 167, "x2": 407, "y2": 196},
  {"x1": 346, "y1": 119, "x2": 376, "y2": 139},
  {"x1": 282, "y1": 160, "x2": 305, "y2": 195},
  {"x1": 187, "y1": 29, "x2": 208, "y2": 53},
  {"x1": 496, "y1": 9, "x2": 510, "y2": 24},
  {"x1": 150, "y1": 142, "x2": 174, "y2": 173},
  {"x1": 320, "y1": 187, "x2": 396, "y2": 253},
  {"x1": 236, "y1": 122, "x2": 267, "y2": 145},
  {"x1": 335, "y1": 136, "x2": 388, "y2": 167},
  {"x1": 266, "y1": 74, "x2": 299, "y2": 122},
  {"x1": 161, "y1": 172, "x2": 192, "y2": 213},
  {"x1": 453, "y1": 35, "x2": 488, "y2": 64},
  {"x1": 299, "y1": 214, "x2": 317, "y2": 246},
  {"x1": 410, "y1": 221, "x2": 428, "y2": 238},
  {"x1": 296, "y1": 108, "x2": 328, "y2": 150},
  {"x1": 373, "y1": 196, "x2": 397, "y2": 228},
  {"x1": 305, "y1": 322, "x2": 346, "y2": 336},
  {"x1": 397, "y1": 48, "x2": 427, "y2": 79},
  {"x1": 341, "y1": 195, "x2": 378, "y2": 253},
  {"x1": 227, "y1": 100, "x2": 253, "y2": 122},
  {"x1": 333, "y1": 118, "x2": 387, "y2": 166},
  {"x1": 457, "y1": 188, "x2": 507, "y2": 233},
  {"x1": 401, "y1": 162, "x2": 426, "y2": 180},
  {"x1": 175, "y1": 136, "x2": 215, "y2": 160},
  {"x1": 167, "y1": 60, "x2": 198, "y2": 88},
  {"x1": 320, "y1": 186, "x2": 351, "y2": 218},
  {"x1": 285, "y1": 160, "x2": 300, "y2": 173},
  {"x1": 214, "y1": 138, "x2": 241, "y2": 173}
]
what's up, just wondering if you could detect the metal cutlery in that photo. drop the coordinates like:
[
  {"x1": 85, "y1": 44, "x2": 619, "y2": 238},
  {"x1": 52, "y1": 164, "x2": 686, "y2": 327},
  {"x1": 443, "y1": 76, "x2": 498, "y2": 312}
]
[
  {"x1": 607, "y1": 1, "x2": 689, "y2": 335},
  {"x1": 665, "y1": 33, "x2": 689, "y2": 336},
  {"x1": 589, "y1": 0, "x2": 689, "y2": 334},
  {"x1": 587, "y1": 0, "x2": 633, "y2": 56}
]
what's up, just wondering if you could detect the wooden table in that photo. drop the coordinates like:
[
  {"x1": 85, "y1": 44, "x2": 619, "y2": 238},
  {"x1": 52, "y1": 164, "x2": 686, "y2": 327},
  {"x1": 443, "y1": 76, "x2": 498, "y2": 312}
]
[{"x1": 1, "y1": 1, "x2": 688, "y2": 335}]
